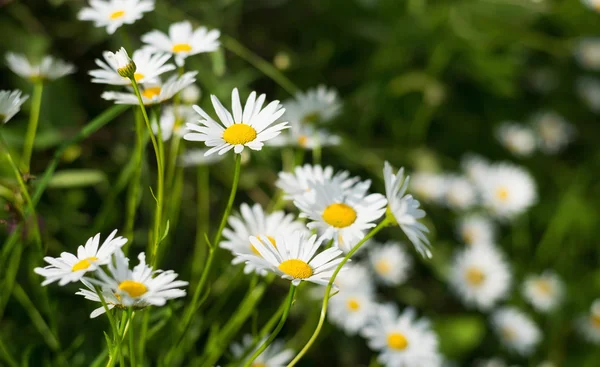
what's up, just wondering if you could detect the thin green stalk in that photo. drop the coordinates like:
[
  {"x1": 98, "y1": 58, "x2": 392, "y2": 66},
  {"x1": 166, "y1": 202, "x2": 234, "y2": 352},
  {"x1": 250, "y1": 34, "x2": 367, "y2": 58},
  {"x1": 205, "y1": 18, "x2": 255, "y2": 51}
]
[
  {"x1": 0, "y1": 335, "x2": 18, "y2": 367},
  {"x1": 287, "y1": 219, "x2": 390, "y2": 366},
  {"x1": 192, "y1": 165, "x2": 210, "y2": 283},
  {"x1": 13, "y1": 284, "x2": 61, "y2": 352},
  {"x1": 97, "y1": 288, "x2": 120, "y2": 367},
  {"x1": 128, "y1": 309, "x2": 136, "y2": 367},
  {"x1": 124, "y1": 110, "x2": 145, "y2": 246},
  {"x1": 312, "y1": 145, "x2": 321, "y2": 165},
  {"x1": 21, "y1": 82, "x2": 43, "y2": 172}
]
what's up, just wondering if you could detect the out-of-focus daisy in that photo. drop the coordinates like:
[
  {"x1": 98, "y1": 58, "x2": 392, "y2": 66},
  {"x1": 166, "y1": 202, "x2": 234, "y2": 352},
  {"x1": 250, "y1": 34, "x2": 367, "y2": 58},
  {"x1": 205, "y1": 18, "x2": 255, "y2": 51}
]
[
  {"x1": 491, "y1": 307, "x2": 541, "y2": 356},
  {"x1": 496, "y1": 122, "x2": 536, "y2": 157},
  {"x1": 78, "y1": 0, "x2": 153, "y2": 35},
  {"x1": 221, "y1": 203, "x2": 308, "y2": 275},
  {"x1": 0, "y1": 90, "x2": 28, "y2": 124},
  {"x1": 284, "y1": 85, "x2": 341, "y2": 125},
  {"x1": 575, "y1": 38, "x2": 600, "y2": 70},
  {"x1": 577, "y1": 77, "x2": 600, "y2": 113},
  {"x1": 276, "y1": 164, "x2": 357, "y2": 201},
  {"x1": 34, "y1": 229, "x2": 127, "y2": 286},
  {"x1": 582, "y1": 0, "x2": 600, "y2": 13},
  {"x1": 184, "y1": 88, "x2": 288, "y2": 156},
  {"x1": 449, "y1": 244, "x2": 511, "y2": 310},
  {"x1": 477, "y1": 162, "x2": 537, "y2": 219},
  {"x1": 461, "y1": 154, "x2": 490, "y2": 187},
  {"x1": 577, "y1": 299, "x2": 600, "y2": 344},
  {"x1": 89, "y1": 49, "x2": 175, "y2": 85},
  {"x1": 456, "y1": 215, "x2": 495, "y2": 246},
  {"x1": 334, "y1": 263, "x2": 375, "y2": 294},
  {"x1": 368, "y1": 241, "x2": 411, "y2": 286},
  {"x1": 95, "y1": 250, "x2": 188, "y2": 306},
  {"x1": 237, "y1": 232, "x2": 343, "y2": 286},
  {"x1": 444, "y1": 175, "x2": 477, "y2": 211},
  {"x1": 153, "y1": 104, "x2": 197, "y2": 141},
  {"x1": 329, "y1": 289, "x2": 377, "y2": 335},
  {"x1": 270, "y1": 123, "x2": 340, "y2": 150},
  {"x1": 294, "y1": 179, "x2": 387, "y2": 253},
  {"x1": 522, "y1": 271, "x2": 564, "y2": 312},
  {"x1": 362, "y1": 304, "x2": 441, "y2": 367},
  {"x1": 6, "y1": 52, "x2": 75, "y2": 81},
  {"x1": 181, "y1": 84, "x2": 201, "y2": 104},
  {"x1": 101, "y1": 72, "x2": 197, "y2": 105},
  {"x1": 529, "y1": 67, "x2": 559, "y2": 95},
  {"x1": 383, "y1": 162, "x2": 431, "y2": 258},
  {"x1": 142, "y1": 21, "x2": 220, "y2": 67},
  {"x1": 532, "y1": 111, "x2": 575, "y2": 154},
  {"x1": 76, "y1": 279, "x2": 125, "y2": 318},
  {"x1": 230, "y1": 334, "x2": 294, "y2": 367},
  {"x1": 178, "y1": 148, "x2": 225, "y2": 167},
  {"x1": 410, "y1": 172, "x2": 445, "y2": 203}
]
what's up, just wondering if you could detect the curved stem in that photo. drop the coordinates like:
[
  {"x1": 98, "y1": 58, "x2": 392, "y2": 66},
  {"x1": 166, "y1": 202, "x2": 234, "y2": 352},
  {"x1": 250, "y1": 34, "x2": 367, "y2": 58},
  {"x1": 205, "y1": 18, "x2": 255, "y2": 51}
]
[
  {"x1": 128, "y1": 309, "x2": 136, "y2": 367},
  {"x1": 287, "y1": 219, "x2": 390, "y2": 367},
  {"x1": 21, "y1": 82, "x2": 43, "y2": 173},
  {"x1": 124, "y1": 110, "x2": 145, "y2": 246}
]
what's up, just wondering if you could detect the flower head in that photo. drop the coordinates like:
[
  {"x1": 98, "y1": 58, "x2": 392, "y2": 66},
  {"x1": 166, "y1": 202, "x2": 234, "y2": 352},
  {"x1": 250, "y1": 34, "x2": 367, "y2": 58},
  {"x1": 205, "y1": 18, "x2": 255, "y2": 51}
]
[
  {"x1": 368, "y1": 241, "x2": 411, "y2": 286},
  {"x1": 491, "y1": 307, "x2": 541, "y2": 356},
  {"x1": 76, "y1": 279, "x2": 126, "y2": 318},
  {"x1": 409, "y1": 172, "x2": 445, "y2": 203},
  {"x1": 102, "y1": 72, "x2": 197, "y2": 105},
  {"x1": 329, "y1": 289, "x2": 377, "y2": 335},
  {"x1": 276, "y1": 164, "x2": 358, "y2": 201},
  {"x1": 6, "y1": 52, "x2": 75, "y2": 81},
  {"x1": 443, "y1": 175, "x2": 477, "y2": 211},
  {"x1": 456, "y1": 214, "x2": 495, "y2": 246},
  {"x1": 78, "y1": 0, "x2": 154, "y2": 35},
  {"x1": 284, "y1": 85, "x2": 341, "y2": 125},
  {"x1": 496, "y1": 121, "x2": 536, "y2": 157},
  {"x1": 522, "y1": 271, "x2": 564, "y2": 312},
  {"x1": 90, "y1": 48, "x2": 175, "y2": 85},
  {"x1": 582, "y1": 0, "x2": 600, "y2": 13},
  {"x1": 270, "y1": 123, "x2": 340, "y2": 150},
  {"x1": 577, "y1": 299, "x2": 600, "y2": 344},
  {"x1": 230, "y1": 334, "x2": 294, "y2": 367},
  {"x1": 0, "y1": 90, "x2": 29, "y2": 124},
  {"x1": 154, "y1": 104, "x2": 197, "y2": 141},
  {"x1": 532, "y1": 111, "x2": 575, "y2": 154},
  {"x1": 577, "y1": 77, "x2": 600, "y2": 113},
  {"x1": 575, "y1": 37, "x2": 600, "y2": 70}
]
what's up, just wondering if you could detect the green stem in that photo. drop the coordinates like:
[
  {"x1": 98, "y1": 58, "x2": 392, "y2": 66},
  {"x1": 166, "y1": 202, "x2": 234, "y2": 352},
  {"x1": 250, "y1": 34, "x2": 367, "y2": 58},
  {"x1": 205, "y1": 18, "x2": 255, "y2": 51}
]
[
  {"x1": 312, "y1": 145, "x2": 321, "y2": 165},
  {"x1": 192, "y1": 165, "x2": 210, "y2": 283},
  {"x1": 96, "y1": 288, "x2": 120, "y2": 367},
  {"x1": 21, "y1": 82, "x2": 43, "y2": 173},
  {"x1": 0, "y1": 335, "x2": 18, "y2": 367},
  {"x1": 124, "y1": 110, "x2": 145, "y2": 246},
  {"x1": 128, "y1": 309, "x2": 136, "y2": 367},
  {"x1": 13, "y1": 284, "x2": 61, "y2": 352},
  {"x1": 287, "y1": 219, "x2": 390, "y2": 367}
]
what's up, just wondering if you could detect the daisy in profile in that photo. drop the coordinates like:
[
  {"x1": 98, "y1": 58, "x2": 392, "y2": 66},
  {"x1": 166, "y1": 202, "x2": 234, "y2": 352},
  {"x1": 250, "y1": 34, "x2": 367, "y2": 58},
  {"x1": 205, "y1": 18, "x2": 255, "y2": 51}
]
[
  {"x1": 522, "y1": 271, "x2": 564, "y2": 312},
  {"x1": 448, "y1": 244, "x2": 511, "y2": 310},
  {"x1": 362, "y1": 303, "x2": 441, "y2": 367},
  {"x1": 531, "y1": 111, "x2": 575, "y2": 154},
  {"x1": 582, "y1": 0, "x2": 600, "y2": 13},
  {"x1": 284, "y1": 85, "x2": 341, "y2": 125},
  {"x1": 577, "y1": 299, "x2": 600, "y2": 344},
  {"x1": 221, "y1": 203, "x2": 308, "y2": 275},
  {"x1": 230, "y1": 334, "x2": 294, "y2": 367},
  {"x1": 153, "y1": 104, "x2": 197, "y2": 141},
  {"x1": 178, "y1": 148, "x2": 225, "y2": 167},
  {"x1": 76, "y1": 279, "x2": 126, "y2": 318},
  {"x1": 184, "y1": 88, "x2": 288, "y2": 156},
  {"x1": 142, "y1": 21, "x2": 220, "y2": 67},
  {"x1": 237, "y1": 232, "x2": 344, "y2": 286},
  {"x1": 575, "y1": 38, "x2": 600, "y2": 71},
  {"x1": 491, "y1": 307, "x2": 541, "y2": 356},
  {"x1": 368, "y1": 241, "x2": 412, "y2": 286},
  {"x1": 577, "y1": 77, "x2": 600, "y2": 113},
  {"x1": 89, "y1": 49, "x2": 175, "y2": 85},
  {"x1": 383, "y1": 161, "x2": 431, "y2": 258},
  {"x1": 276, "y1": 164, "x2": 357, "y2": 201},
  {"x1": 329, "y1": 289, "x2": 377, "y2": 335},
  {"x1": 477, "y1": 162, "x2": 537, "y2": 219},
  {"x1": 456, "y1": 214, "x2": 495, "y2": 246},
  {"x1": 495, "y1": 122, "x2": 536, "y2": 157},
  {"x1": 0, "y1": 90, "x2": 28, "y2": 124},
  {"x1": 6, "y1": 52, "x2": 75, "y2": 81},
  {"x1": 34, "y1": 229, "x2": 127, "y2": 286},
  {"x1": 409, "y1": 172, "x2": 445, "y2": 203},
  {"x1": 102, "y1": 72, "x2": 197, "y2": 105},
  {"x1": 443, "y1": 175, "x2": 477, "y2": 211},
  {"x1": 461, "y1": 154, "x2": 490, "y2": 187},
  {"x1": 94, "y1": 250, "x2": 188, "y2": 307},
  {"x1": 78, "y1": 0, "x2": 153, "y2": 35}
]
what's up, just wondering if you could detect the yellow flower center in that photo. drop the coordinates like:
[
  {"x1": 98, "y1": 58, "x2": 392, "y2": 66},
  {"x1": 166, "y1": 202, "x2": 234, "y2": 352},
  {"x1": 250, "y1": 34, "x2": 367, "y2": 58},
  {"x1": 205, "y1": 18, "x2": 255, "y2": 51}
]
[
  {"x1": 297, "y1": 135, "x2": 308, "y2": 147},
  {"x1": 223, "y1": 123, "x2": 257, "y2": 145},
  {"x1": 465, "y1": 267, "x2": 485, "y2": 286},
  {"x1": 462, "y1": 229, "x2": 474, "y2": 245},
  {"x1": 302, "y1": 111, "x2": 320, "y2": 124},
  {"x1": 375, "y1": 260, "x2": 391, "y2": 275},
  {"x1": 535, "y1": 280, "x2": 552, "y2": 295},
  {"x1": 142, "y1": 87, "x2": 161, "y2": 99},
  {"x1": 278, "y1": 259, "x2": 313, "y2": 279},
  {"x1": 133, "y1": 73, "x2": 145, "y2": 82},
  {"x1": 502, "y1": 327, "x2": 516, "y2": 340},
  {"x1": 172, "y1": 43, "x2": 192, "y2": 53},
  {"x1": 496, "y1": 187, "x2": 509, "y2": 202},
  {"x1": 322, "y1": 203, "x2": 357, "y2": 228},
  {"x1": 592, "y1": 314, "x2": 600, "y2": 328},
  {"x1": 251, "y1": 236, "x2": 276, "y2": 256},
  {"x1": 118, "y1": 280, "x2": 148, "y2": 298},
  {"x1": 110, "y1": 10, "x2": 125, "y2": 19},
  {"x1": 71, "y1": 257, "x2": 99, "y2": 272},
  {"x1": 387, "y1": 332, "x2": 408, "y2": 350},
  {"x1": 252, "y1": 364, "x2": 267, "y2": 367},
  {"x1": 347, "y1": 298, "x2": 361, "y2": 311}
]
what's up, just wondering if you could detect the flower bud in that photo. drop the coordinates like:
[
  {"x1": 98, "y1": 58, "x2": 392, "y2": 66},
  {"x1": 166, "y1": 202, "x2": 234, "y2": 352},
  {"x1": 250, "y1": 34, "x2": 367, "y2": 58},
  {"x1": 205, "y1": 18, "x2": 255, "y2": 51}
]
[{"x1": 108, "y1": 47, "x2": 136, "y2": 79}]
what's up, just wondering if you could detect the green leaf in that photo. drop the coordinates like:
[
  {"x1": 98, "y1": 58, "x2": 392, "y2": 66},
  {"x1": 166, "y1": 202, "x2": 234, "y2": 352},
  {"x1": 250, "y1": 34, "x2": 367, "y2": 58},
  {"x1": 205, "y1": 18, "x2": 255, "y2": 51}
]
[{"x1": 47, "y1": 169, "x2": 106, "y2": 188}]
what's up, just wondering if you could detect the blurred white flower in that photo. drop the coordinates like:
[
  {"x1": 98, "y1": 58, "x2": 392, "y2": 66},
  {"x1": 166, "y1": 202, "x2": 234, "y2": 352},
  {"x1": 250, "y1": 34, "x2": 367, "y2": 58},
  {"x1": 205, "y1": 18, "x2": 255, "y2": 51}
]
[
  {"x1": 0, "y1": 90, "x2": 28, "y2": 124},
  {"x1": 577, "y1": 77, "x2": 600, "y2": 113},
  {"x1": 461, "y1": 154, "x2": 490, "y2": 187},
  {"x1": 153, "y1": 104, "x2": 197, "y2": 141},
  {"x1": 532, "y1": 111, "x2": 575, "y2": 154},
  {"x1": 181, "y1": 84, "x2": 201, "y2": 104},
  {"x1": 456, "y1": 214, "x2": 495, "y2": 246},
  {"x1": 575, "y1": 37, "x2": 600, "y2": 70},
  {"x1": 496, "y1": 122, "x2": 536, "y2": 157},
  {"x1": 78, "y1": 0, "x2": 153, "y2": 35},
  {"x1": 577, "y1": 299, "x2": 600, "y2": 345},
  {"x1": 329, "y1": 289, "x2": 377, "y2": 335},
  {"x1": 102, "y1": 72, "x2": 197, "y2": 105},
  {"x1": 410, "y1": 172, "x2": 446, "y2": 203},
  {"x1": 582, "y1": 0, "x2": 600, "y2": 13},
  {"x1": 444, "y1": 175, "x2": 477, "y2": 211},
  {"x1": 334, "y1": 263, "x2": 375, "y2": 295},
  {"x1": 269, "y1": 123, "x2": 341, "y2": 150},
  {"x1": 368, "y1": 241, "x2": 411, "y2": 286},
  {"x1": 491, "y1": 307, "x2": 541, "y2": 356},
  {"x1": 6, "y1": 52, "x2": 75, "y2": 81},
  {"x1": 90, "y1": 48, "x2": 174, "y2": 85},
  {"x1": 76, "y1": 279, "x2": 126, "y2": 318},
  {"x1": 230, "y1": 334, "x2": 294, "y2": 367},
  {"x1": 284, "y1": 85, "x2": 341, "y2": 125},
  {"x1": 522, "y1": 271, "x2": 564, "y2": 312},
  {"x1": 276, "y1": 164, "x2": 357, "y2": 201}
]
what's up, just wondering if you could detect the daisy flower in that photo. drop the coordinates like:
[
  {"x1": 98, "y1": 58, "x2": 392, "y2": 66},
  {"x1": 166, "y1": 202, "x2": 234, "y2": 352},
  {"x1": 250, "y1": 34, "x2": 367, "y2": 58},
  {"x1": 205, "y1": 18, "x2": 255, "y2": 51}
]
[
  {"x1": 409, "y1": 172, "x2": 445, "y2": 203},
  {"x1": 448, "y1": 244, "x2": 511, "y2": 310},
  {"x1": 76, "y1": 279, "x2": 126, "y2": 318},
  {"x1": 491, "y1": 307, "x2": 541, "y2": 356},
  {"x1": 101, "y1": 72, "x2": 197, "y2": 105},
  {"x1": 221, "y1": 203, "x2": 308, "y2": 275},
  {"x1": 362, "y1": 303, "x2": 442, "y2": 367},
  {"x1": 230, "y1": 334, "x2": 294, "y2": 367},
  {"x1": 237, "y1": 232, "x2": 344, "y2": 286},
  {"x1": 178, "y1": 148, "x2": 225, "y2": 167},
  {"x1": 456, "y1": 214, "x2": 495, "y2": 246},
  {"x1": 531, "y1": 111, "x2": 575, "y2": 154},
  {"x1": 276, "y1": 164, "x2": 357, "y2": 201},
  {"x1": 153, "y1": 104, "x2": 197, "y2": 141},
  {"x1": 577, "y1": 77, "x2": 600, "y2": 113},
  {"x1": 443, "y1": 175, "x2": 477, "y2": 211},
  {"x1": 142, "y1": 21, "x2": 220, "y2": 67},
  {"x1": 328, "y1": 289, "x2": 377, "y2": 335},
  {"x1": 368, "y1": 241, "x2": 412, "y2": 286},
  {"x1": 582, "y1": 0, "x2": 600, "y2": 13},
  {"x1": 284, "y1": 85, "x2": 341, "y2": 125},
  {"x1": 184, "y1": 88, "x2": 288, "y2": 156},
  {"x1": 270, "y1": 123, "x2": 341, "y2": 150},
  {"x1": 577, "y1": 299, "x2": 600, "y2": 344},
  {"x1": 461, "y1": 154, "x2": 490, "y2": 187},
  {"x1": 34, "y1": 229, "x2": 127, "y2": 286},
  {"x1": 181, "y1": 84, "x2": 201, "y2": 104},
  {"x1": 95, "y1": 249, "x2": 188, "y2": 307},
  {"x1": 496, "y1": 122, "x2": 537, "y2": 157},
  {"x1": 522, "y1": 271, "x2": 564, "y2": 312},
  {"x1": 78, "y1": 0, "x2": 153, "y2": 35},
  {"x1": 6, "y1": 52, "x2": 75, "y2": 81},
  {"x1": 334, "y1": 263, "x2": 375, "y2": 294},
  {"x1": 0, "y1": 90, "x2": 29, "y2": 124},
  {"x1": 575, "y1": 37, "x2": 600, "y2": 71},
  {"x1": 477, "y1": 162, "x2": 537, "y2": 219},
  {"x1": 89, "y1": 49, "x2": 175, "y2": 85},
  {"x1": 383, "y1": 161, "x2": 431, "y2": 258}
]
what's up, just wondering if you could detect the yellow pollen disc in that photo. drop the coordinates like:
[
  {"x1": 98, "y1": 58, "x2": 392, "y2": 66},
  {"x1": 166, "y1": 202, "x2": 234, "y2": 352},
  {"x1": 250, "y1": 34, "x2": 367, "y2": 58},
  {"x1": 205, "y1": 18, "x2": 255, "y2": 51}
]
[
  {"x1": 172, "y1": 43, "x2": 192, "y2": 53},
  {"x1": 322, "y1": 203, "x2": 357, "y2": 228},
  {"x1": 251, "y1": 236, "x2": 277, "y2": 256},
  {"x1": 297, "y1": 135, "x2": 308, "y2": 147},
  {"x1": 278, "y1": 259, "x2": 313, "y2": 279},
  {"x1": 535, "y1": 280, "x2": 552, "y2": 295},
  {"x1": 118, "y1": 280, "x2": 148, "y2": 298},
  {"x1": 592, "y1": 314, "x2": 600, "y2": 328},
  {"x1": 496, "y1": 187, "x2": 509, "y2": 202},
  {"x1": 142, "y1": 87, "x2": 161, "y2": 99},
  {"x1": 251, "y1": 364, "x2": 267, "y2": 367},
  {"x1": 223, "y1": 123, "x2": 257, "y2": 145},
  {"x1": 502, "y1": 327, "x2": 515, "y2": 340},
  {"x1": 466, "y1": 267, "x2": 485, "y2": 286},
  {"x1": 375, "y1": 260, "x2": 391, "y2": 275},
  {"x1": 71, "y1": 257, "x2": 99, "y2": 272},
  {"x1": 387, "y1": 332, "x2": 408, "y2": 350},
  {"x1": 463, "y1": 229, "x2": 474, "y2": 245},
  {"x1": 133, "y1": 73, "x2": 145, "y2": 81},
  {"x1": 110, "y1": 10, "x2": 125, "y2": 19},
  {"x1": 347, "y1": 298, "x2": 361, "y2": 311}
]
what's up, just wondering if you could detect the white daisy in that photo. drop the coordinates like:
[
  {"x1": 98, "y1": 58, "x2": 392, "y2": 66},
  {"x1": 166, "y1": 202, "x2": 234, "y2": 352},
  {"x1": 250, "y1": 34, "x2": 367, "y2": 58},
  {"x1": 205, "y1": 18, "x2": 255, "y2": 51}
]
[
  {"x1": 153, "y1": 104, "x2": 197, "y2": 141},
  {"x1": 582, "y1": 0, "x2": 600, "y2": 13},
  {"x1": 141, "y1": 21, "x2": 220, "y2": 67},
  {"x1": 270, "y1": 123, "x2": 341, "y2": 150},
  {"x1": 34, "y1": 229, "x2": 127, "y2": 286},
  {"x1": 328, "y1": 289, "x2": 377, "y2": 335},
  {"x1": 531, "y1": 111, "x2": 575, "y2": 154},
  {"x1": 362, "y1": 303, "x2": 442, "y2": 367},
  {"x1": 178, "y1": 148, "x2": 225, "y2": 167},
  {"x1": 496, "y1": 122, "x2": 537, "y2": 157},
  {"x1": 409, "y1": 172, "x2": 446, "y2": 203},
  {"x1": 184, "y1": 88, "x2": 289, "y2": 156},
  {"x1": 284, "y1": 85, "x2": 341, "y2": 125},
  {"x1": 230, "y1": 334, "x2": 294, "y2": 367},
  {"x1": 456, "y1": 214, "x2": 495, "y2": 246},
  {"x1": 491, "y1": 307, "x2": 541, "y2": 356},
  {"x1": 237, "y1": 232, "x2": 344, "y2": 286},
  {"x1": 94, "y1": 249, "x2": 188, "y2": 307},
  {"x1": 76, "y1": 279, "x2": 126, "y2": 318},
  {"x1": 461, "y1": 154, "x2": 490, "y2": 187},
  {"x1": 221, "y1": 203, "x2": 308, "y2": 275},
  {"x1": 383, "y1": 161, "x2": 431, "y2": 258},
  {"x1": 0, "y1": 90, "x2": 29, "y2": 124},
  {"x1": 78, "y1": 0, "x2": 154, "y2": 35},
  {"x1": 308, "y1": 262, "x2": 375, "y2": 300},
  {"x1": 276, "y1": 164, "x2": 357, "y2": 201},
  {"x1": 5, "y1": 52, "x2": 75, "y2": 81},
  {"x1": 577, "y1": 77, "x2": 600, "y2": 113},
  {"x1": 448, "y1": 244, "x2": 511, "y2": 310},
  {"x1": 443, "y1": 175, "x2": 477, "y2": 211},
  {"x1": 577, "y1": 299, "x2": 600, "y2": 344},
  {"x1": 89, "y1": 48, "x2": 175, "y2": 85},
  {"x1": 181, "y1": 84, "x2": 201, "y2": 104},
  {"x1": 575, "y1": 37, "x2": 600, "y2": 71},
  {"x1": 522, "y1": 271, "x2": 564, "y2": 312},
  {"x1": 368, "y1": 241, "x2": 411, "y2": 286},
  {"x1": 101, "y1": 72, "x2": 197, "y2": 105}
]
